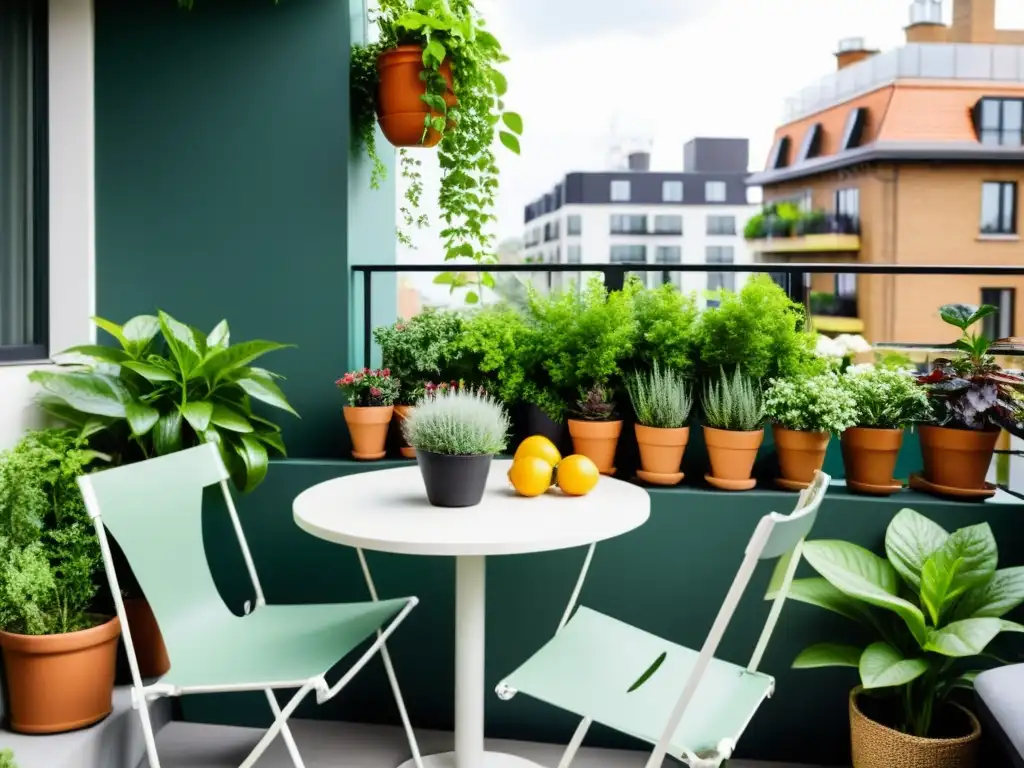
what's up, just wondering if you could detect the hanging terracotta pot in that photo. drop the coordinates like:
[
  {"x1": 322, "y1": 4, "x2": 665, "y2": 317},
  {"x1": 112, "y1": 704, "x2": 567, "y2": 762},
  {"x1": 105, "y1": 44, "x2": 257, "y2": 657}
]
[
  {"x1": 774, "y1": 425, "x2": 830, "y2": 490},
  {"x1": 841, "y1": 427, "x2": 904, "y2": 495},
  {"x1": 703, "y1": 426, "x2": 763, "y2": 491},
  {"x1": 568, "y1": 419, "x2": 622, "y2": 475},
  {"x1": 0, "y1": 616, "x2": 121, "y2": 734},
  {"x1": 123, "y1": 598, "x2": 170, "y2": 679},
  {"x1": 635, "y1": 424, "x2": 689, "y2": 486},
  {"x1": 393, "y1": 405, "x2": 416, "y2": 459},
  {"x1": 344, "y1": 405, "x2": 394, "y2": 460},
  {"x1": 376, "y1": 45, "x2": 456, "y2": 148},
  {"x1": 919, "y1": 424, "x2": 998, "y2": 490}
]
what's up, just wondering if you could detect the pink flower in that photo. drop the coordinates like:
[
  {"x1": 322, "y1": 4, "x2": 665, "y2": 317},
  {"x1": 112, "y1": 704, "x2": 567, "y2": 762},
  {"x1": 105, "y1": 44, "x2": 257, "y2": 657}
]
[
  {"x1": 370, "y1": 386, "x2": 382, "y2": 397},
  {"x1": 382, "y1": 368, "x2": 391, "y2": 377}
]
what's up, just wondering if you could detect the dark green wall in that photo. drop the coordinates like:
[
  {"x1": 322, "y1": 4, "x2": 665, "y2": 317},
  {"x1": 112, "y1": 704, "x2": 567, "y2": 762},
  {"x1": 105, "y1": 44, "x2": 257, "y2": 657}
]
[
  {"x1": 95, "y1": 0, "x2": 353, "y2": 459},
  {"x1": 178, "y1": 459, "x2": 1024, "y2": 766}
]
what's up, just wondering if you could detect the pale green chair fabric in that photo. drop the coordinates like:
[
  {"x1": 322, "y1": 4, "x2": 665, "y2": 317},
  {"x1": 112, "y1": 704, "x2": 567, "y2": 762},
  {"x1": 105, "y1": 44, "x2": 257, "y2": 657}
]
[
  {"x1": 496, "y1": 471, "x2": 830, "y2": 768},
  {"x1": 79, "y1": 443, "x2": 422, "y2": 768}
]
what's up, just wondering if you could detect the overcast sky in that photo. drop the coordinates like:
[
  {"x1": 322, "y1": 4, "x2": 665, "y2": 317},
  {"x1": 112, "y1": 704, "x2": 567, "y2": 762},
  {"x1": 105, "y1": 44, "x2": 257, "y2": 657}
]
[{"x1": 396, "y1": 0, "x2": 1024, "y2": 302}]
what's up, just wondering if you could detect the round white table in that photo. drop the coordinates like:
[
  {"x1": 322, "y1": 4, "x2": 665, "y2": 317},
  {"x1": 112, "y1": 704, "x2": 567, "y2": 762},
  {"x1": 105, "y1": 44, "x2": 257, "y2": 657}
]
[{"x1": 293, "y1": 459, "x2": 650, "y2": 768}]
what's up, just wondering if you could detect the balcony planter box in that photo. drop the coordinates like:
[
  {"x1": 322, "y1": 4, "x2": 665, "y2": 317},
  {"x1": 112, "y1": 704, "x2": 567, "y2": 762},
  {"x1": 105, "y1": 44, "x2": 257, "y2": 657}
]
[
  {"x1": 919, "y1": 424, "x2": 998, "y2": 493},
  {"x1": 377, "y1": 46, "x2": 456, "y2": 148},
  {"x1": 773, "y1": 425, "x2": 830, "y2": 491},
  {"x1": 841, "y1": 427, "x2": 904, "y2": 495}
]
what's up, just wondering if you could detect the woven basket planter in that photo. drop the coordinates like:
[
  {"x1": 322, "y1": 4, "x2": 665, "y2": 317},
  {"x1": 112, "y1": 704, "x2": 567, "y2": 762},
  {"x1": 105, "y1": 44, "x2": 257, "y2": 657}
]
[{"x1": 849, "y1": 687, "x2": 980, "y2": 768}]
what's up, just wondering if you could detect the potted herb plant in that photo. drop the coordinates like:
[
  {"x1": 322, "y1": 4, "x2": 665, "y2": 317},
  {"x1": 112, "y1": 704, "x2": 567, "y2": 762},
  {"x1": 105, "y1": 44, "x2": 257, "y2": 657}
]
[
  {"x1": 626, "y1": 362, "x2": 693, "y2": 486},
  {"x1": 569, "y1": 385, "x2": 622, "y2": 476},
  {"x1": 785, "y1": 508, "x2": 1024, "y2": 767},
  {"x1": 916, "y1": 303, "x2": 1024, "y2": 496},
  {"x1": 0, "y1": 430, "x2": 118, "y2": 734},
  {"x1": 840, "y1": 366, "x2": 932, "y2": 495},
  {"x1": 764, "y1": 371, "x2": 856, "y2": 491},
  {"x1": 337, "y1": 368, "x2": 401, "y2": 460},
  {"x1": 403, "y1": 386, "x2": 510, "y2": 507},
  {"x1": 701, "y1": 366, "x2": 765, "y2": 491}
]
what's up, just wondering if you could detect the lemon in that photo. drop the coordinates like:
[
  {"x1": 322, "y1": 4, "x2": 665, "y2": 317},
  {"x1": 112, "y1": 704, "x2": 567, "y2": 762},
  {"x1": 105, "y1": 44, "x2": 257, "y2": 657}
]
[
  {"x1": 555, "y1": 454, "x2": 600, "y2": 496},
  {"x1": 508, "y1": 456, "x2": 554, "y2": 497},
  {"x1": 514, "y1": 435, "x2": 561, "y2": 468}
]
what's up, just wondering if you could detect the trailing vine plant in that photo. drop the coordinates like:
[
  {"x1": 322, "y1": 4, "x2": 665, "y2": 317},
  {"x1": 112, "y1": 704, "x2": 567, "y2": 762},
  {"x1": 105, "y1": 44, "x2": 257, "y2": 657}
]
[{"x1": 350, "y1": 0, "x2": 523, "y2": 303}]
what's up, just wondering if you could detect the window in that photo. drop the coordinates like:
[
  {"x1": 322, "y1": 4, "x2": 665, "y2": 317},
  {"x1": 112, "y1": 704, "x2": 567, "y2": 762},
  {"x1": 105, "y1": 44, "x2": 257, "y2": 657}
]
[
  {"x1": 0, "y1": 4, "x2": 46, "y2": 362},
  {"x1": 567, "y1": 244, "x2": 582, "y2": 263},
  {"x1": 655, "y1": 246, "x2": 681, "y2": 264},
  {"x1": 610, "y1": 245, "x2": 646, "y2": 263},
  {"x1": 981, "y1": 288, "x2": 1015, "y2": 339},
  {"x1": 705, "y1": 181, "x2": 727, "y2": 203},
  {"x1": 610, "y1": 179, "x2": 631, "y2": 202},
  {"x1": 567, "y1": 214, "x2": 582, "y2": 236},
  {"x1": 981, "y1": 181, "x2": 1017, "y2": 235},
  {"x1": 840, "y1": 107, "x2": 868, "y2": 151},
  {"x1": 834, "y1": 188, "x2": 860, "y2": 224},
  {"x1": 974, "y1": 98, "x2": 1024, "y2": 147},
  {"x1": 706, "y1": 215, "x2": 736, "y2": 236},
  {"x1": 610, "y1": 214, "x2": 648, "y2": 234},
  {"x1": 768, "y1": 137, "x2": 791, "y2": 169},
  {"x1": 795, "y1": 124, "x2": 822, "y2": 163},
  {"x1": 836, "y1": 274, "x2": 857, "y2": 298},
  {"x1": 706, "y1": 246, "x2": 735, "y2": 292},
  {"x1": 653, "y1": 214, "x2": 683, "y2": 234},
  {"x1": 662, "y1": 180, "x2": 683, "y2": 202}
]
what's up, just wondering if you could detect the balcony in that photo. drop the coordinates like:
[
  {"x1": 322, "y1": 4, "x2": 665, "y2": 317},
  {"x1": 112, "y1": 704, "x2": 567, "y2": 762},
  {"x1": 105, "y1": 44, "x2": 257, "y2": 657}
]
[{"x1": 746, "y1": 209, "x2": 861, "y2": 256}]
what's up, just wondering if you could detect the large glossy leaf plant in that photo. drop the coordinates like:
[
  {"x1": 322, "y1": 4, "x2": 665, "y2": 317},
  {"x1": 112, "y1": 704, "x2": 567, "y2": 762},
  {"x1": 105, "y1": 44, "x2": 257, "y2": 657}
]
[
  {"x1": 29, "y1": 313, "x2": 296, "y2": 492},
  {"x1": 781, "y1": 508, "x2": 1024, "y2": 737}
]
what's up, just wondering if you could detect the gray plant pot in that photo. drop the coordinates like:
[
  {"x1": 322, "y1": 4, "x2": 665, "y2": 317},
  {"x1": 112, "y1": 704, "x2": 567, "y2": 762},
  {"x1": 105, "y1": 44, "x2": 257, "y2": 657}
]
[{"x1": 416, "y1": 450, "x2": 493, "y2": 508}]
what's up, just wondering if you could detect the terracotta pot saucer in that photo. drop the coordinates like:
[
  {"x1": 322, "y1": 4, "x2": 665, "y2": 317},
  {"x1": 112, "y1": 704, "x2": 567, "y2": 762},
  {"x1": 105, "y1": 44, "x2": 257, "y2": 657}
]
[
  {"x1": 847, "y1": 478, "x2": 903, "y2": 496},
  {"x1": 600, "y1": 467, "x2": 617, "y2": 477},
  {"x1": 705, "y1": 474, "x2": 756, "y2": 491},
  {"x1": 909, "y1": 472, "x2": 996, "y2": 501},
  {"x1": 775, "y1": 477, "x2": 812, "y2": 492},
  {"x1": 636, "y1": 470, "x2": 684, "y2": 487},
  {"x1": 352, "y1": 449, "x2": 387, "y2": 461}
]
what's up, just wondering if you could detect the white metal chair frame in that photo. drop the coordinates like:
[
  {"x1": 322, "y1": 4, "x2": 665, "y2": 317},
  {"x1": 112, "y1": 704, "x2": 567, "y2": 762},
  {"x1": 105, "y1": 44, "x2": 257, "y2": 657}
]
[
  {"x1": 496, "y1": 473, "x2": 829, "y2": 768},
  {"x1": 80, "y1": 457, "x2": 427, "y2": 768}
]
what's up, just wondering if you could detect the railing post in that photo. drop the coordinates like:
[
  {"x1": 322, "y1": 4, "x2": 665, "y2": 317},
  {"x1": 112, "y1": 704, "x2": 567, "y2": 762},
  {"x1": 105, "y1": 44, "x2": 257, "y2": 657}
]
[
  {"x1": 603, "y1": 266, "x2": 626, "y2": 292},
  {"x1": 363, "y1": 271, "x2": 373, "y2": 370}
]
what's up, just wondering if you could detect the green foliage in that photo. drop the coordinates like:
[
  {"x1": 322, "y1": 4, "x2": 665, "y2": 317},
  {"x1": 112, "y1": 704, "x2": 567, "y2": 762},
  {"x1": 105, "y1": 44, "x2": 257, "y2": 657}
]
[
  {"x1": 447, "y1": 305, "x2": 533, "y2": 406},
  {"x1": 0, "y1": 430, "x2": 107, "y2": 635},
  {"x1": 627, "y1": 362, "x2": 693, "y2": 429},
  {"x1": 631, "y1": 283, "x2": 699, "y2": 376},
  {"x1": 403, "y1": 389, "x2": 509, "y2": 455},
  {"x1": 875, "y1": 350, "x2": 914, "y2": 371},
  {"x1": 786, "y1": 508, "x2": 1024, "y2": 737},
  {"x1": 574, "y1": 384, "x2": 617, "y2": 421},
  {"x1": 743, "y1": 212, "x2": 765, "y2": 239},
  {"x1": 29, "y1": 313, "x2": 296, "y2": 493},
  {"x1": 764, "y1": 372, "x2": 857, "y2": 434},
  {"x1": 701, "y1": 366, "x2": 764, "y2": 431},
  {"x1": 373, "y1": 309, "x2": 464, "y2": 404},
  {"x1": 0, "y1": 750, "x2": 15, "y2": 768},
  {"x1": 842, "y1": 367, "x2": 932, "y2": 429},
  {"x1": 693, "y1": 275, "x2": 821, "y2": 381}
]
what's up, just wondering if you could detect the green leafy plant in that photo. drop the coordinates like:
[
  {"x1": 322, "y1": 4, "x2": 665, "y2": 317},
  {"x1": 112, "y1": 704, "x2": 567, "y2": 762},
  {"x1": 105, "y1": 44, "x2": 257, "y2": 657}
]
[
  {"x1": 631, "y1": 283, "x2": 699, "y2": 377},
  {"x1": 403, "y1": 388, "x2": 509, "y2": 455},
  {"x1": 764, "y1": 372, "x2": 857, "y2": 434},
  {"x1": 373, "y1": 309, "x2": 464, "y2": 404},
  {"x1": 701, "y1": 366, "x2": 763, "y2": 432},
  {"x1": 447, "y1": 304, "x2": 533, "y2": 406},
  {"x1": 694, "y1": 275, "x2": 821, "y2": 382},
  {"x1": 335, "y1": 368, "x2": 400, "y2": 407},
  {"x1": 627, "y1": 362, "x2": 693, "y2": 429},
  {"x1": 787, "y1": 508, "x2": 1024, "y2": 738},
  {"x1": 350, "y1": 0, "x2": 523, "y2": 291},
  {"x1": 29, "y1": 312, "x2": 296, "y2": 493},
  {"x1": 0, "y1": 430, "x2": 107, "y2": 636},
  {"x1": 743, "y1": 212, "x2": 766, "y2": 240},
  {"x1": 574, "y1": 384, "x2": 617, "y2": 421},
  {"x1": 842, "y1": 367, "x2": 932, "y2": 429},
  {"x1": 0, "y1": 750, "x2": 16, "y2": 768}
]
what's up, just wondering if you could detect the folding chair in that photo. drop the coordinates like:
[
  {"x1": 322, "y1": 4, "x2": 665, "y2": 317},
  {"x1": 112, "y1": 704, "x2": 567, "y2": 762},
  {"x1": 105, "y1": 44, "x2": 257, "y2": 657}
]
[
  {"x1": 495, "y1": 471, "x2": 830, "y2": 768},
  {"x1": 78, "y1": 443, "x2": 424, "y2": 768}
]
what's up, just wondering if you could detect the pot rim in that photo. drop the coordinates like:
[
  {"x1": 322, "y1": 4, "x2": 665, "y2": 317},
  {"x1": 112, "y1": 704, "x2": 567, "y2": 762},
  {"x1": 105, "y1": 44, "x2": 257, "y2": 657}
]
[
  {"x1": 0, "y1": 615, "x2": 121, "y2": 653},
  {"x1": 635, "y1": 424, "x2": 690, "y2": 434},
  {"x1": 919, "y1": 423, "x2": 1001, "y2": 435},
  {"x1": 772, "y1": 423, "x2": 829, "y2": 437},
  {"x1": 702, "y1": 425, "x2": 764, "y2": 435},
  {"x1": 849, "y1": 686, "x2": 981, "y2": 746}
]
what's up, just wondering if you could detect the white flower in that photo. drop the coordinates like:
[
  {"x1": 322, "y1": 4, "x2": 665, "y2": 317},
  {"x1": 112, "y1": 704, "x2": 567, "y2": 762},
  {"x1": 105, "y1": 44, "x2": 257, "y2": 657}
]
[
  {"x1": 834, "y1": 334, "x2": 872, "y2": 355},
  {"x1": 815, "y1": 334, "x2": 844, "y2": 359},
  {"x1": 846, "y1": 362, "x2": 876, "y2": 375}
]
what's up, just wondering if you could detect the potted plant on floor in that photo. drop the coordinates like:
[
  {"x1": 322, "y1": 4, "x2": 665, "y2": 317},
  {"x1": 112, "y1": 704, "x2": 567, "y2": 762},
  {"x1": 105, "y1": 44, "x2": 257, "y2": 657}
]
[
  {"x1": 701, "y1": 366, "x2": 765, "y2": 491},
  {"x1": 626, "y1": 362, "x2": 693, "y2": 486},
  {"x1": 840, "y1": 366, "x2": 932, "y2": 495},
  {"x1": 784, "y1": 508, "x2": 1024, "y2": 768},
  {"x1": 337, "y1": 368, "x2": 401, "y2": 460},
  {"x1": 403, "y1": 386, "x2": 510, "y2": 507},
  {"x1": 915, "y1": 303, "x2": 1024, "y2": 497},
  {"x1": 0, "y1": 430, "x2": 119, "y2": 735},
  {"x1": 764, "y1": 371, "x2": 856, "y2": 491}
]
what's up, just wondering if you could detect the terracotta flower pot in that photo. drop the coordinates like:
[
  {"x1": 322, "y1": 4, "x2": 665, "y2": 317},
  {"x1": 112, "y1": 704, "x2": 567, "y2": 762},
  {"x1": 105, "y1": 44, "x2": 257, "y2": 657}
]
[
  {"x1": 849, "y1": 687, "x2": 980, "y2": 768},
  {"x1": 393, "y1": 405, "x2": 416, "y2": 459},
  {"x1": 842, "y1": 427, "x2": 904, "y2": 494},
  {"x1": 635, "y1": 424, "x2": 689, "y2": 483},
  {"x1": 376, "y1": 45, "x2": 456, "y2": 148},
  {"x1": 774, "y1": 424, "x2": 830, "y2": 487},
  {"x1": 123, "y1": 598, "x2": 170, "y2": 679},
  {"x1": 703, "y1": 426, "x2": 763, "y2": 490},
  {"x1": 0, "y1": 616, "x2": 121, "y2": 734},
  {"x1": 919, "y1": 424, "x2": 998, "y2": 490},
  {"x1": 344, "y1": 405, "x2": 394, "y2": 460},
  {"x1": 568, "y1": 419, "x2": 623, "y2": 475}
]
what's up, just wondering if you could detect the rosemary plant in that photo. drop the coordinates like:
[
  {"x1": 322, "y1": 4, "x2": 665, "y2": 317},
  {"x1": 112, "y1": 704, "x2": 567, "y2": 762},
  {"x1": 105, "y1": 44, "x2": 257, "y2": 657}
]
[
  {"x1": 701, "y1": 366, "x2": 764, "y2": 432},
  {"x1": 627, "y1": 362, "x2": 693, "y2": 429}
]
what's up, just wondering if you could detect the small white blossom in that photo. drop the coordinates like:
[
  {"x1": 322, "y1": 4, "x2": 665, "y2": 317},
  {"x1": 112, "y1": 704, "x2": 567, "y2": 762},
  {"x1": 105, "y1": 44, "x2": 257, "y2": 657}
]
[
  {"x1": 846, "y1": 362, "x2": 876, "y2": 376},
  {"x1": 815, "y1": 335, "x2": 845, "y2": 359},
  {"x1": 834, "y1": 334, "x2": 872, "y2": 355}
]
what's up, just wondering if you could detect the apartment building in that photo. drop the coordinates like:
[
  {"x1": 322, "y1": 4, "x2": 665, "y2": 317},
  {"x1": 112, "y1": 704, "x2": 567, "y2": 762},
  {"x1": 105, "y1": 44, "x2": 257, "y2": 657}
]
[
  {"x1": 521, "y1": 138, "x2": 757, "y2": 298},
  {"x1": 746, "y1": 0, "x2": 1024, "y2": 343}
]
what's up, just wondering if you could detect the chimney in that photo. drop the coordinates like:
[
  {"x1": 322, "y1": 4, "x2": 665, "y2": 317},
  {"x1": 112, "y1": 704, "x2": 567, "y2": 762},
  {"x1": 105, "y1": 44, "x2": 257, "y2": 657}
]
[
  {"x1": 906, "y1": 0, "x2": 949, "y2": 42},
  {"x1": 835, "y1": 37, "x2": 878, "y2": 70},
  {"x1": 950, "y1": 0, "x2": 997, "y2": 43},
  {"x1": 627, "y1": 151, "x2": 650, "y2": 172}
]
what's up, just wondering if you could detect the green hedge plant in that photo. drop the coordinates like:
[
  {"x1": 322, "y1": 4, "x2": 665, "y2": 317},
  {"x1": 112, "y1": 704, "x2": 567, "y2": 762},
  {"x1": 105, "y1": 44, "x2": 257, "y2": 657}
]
[
  {"x1": 842, "y1": 366, "x2": 932, "y2": 429},
  {"x1": 631, "y1": 283, "x2": 699, "y2": 377},
  {"x1": 764, "y1": 372, "x2": 857, "y2": 434}
]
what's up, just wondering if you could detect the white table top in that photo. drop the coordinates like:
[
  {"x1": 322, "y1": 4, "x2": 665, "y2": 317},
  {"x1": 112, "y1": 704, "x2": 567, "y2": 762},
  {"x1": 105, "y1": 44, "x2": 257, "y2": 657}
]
[{"x1": 293, "y1": 459, "x2": 650, "y2": 556}]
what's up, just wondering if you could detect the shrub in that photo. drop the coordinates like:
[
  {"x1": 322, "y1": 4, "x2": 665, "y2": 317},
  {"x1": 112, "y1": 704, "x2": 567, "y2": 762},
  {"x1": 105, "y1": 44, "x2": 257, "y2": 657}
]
[
  {"x1": 373, "y1": 309, "x2": 464, "y2": 404},
  {"x1": 764, "y1": 372, "x2": 857, "y2": 434},
  {"x1": 631, "y1": 283, "x2": 699, "y2": 376},
  {"x1": 404, "y1": 389, "x2": 510, "y2": 456},
  {"x1": 842, "y1": 367, "x2": 932, "y2": 429},
  {"x1": 447, "y1": 305, "x2": 532, "y2": 405},
  {"x1": 627, "y1": 362, "x2": 693, "y2": 429},
  {"x1": 702, "y1": 366, "x2": 764, "y2": 431}
]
